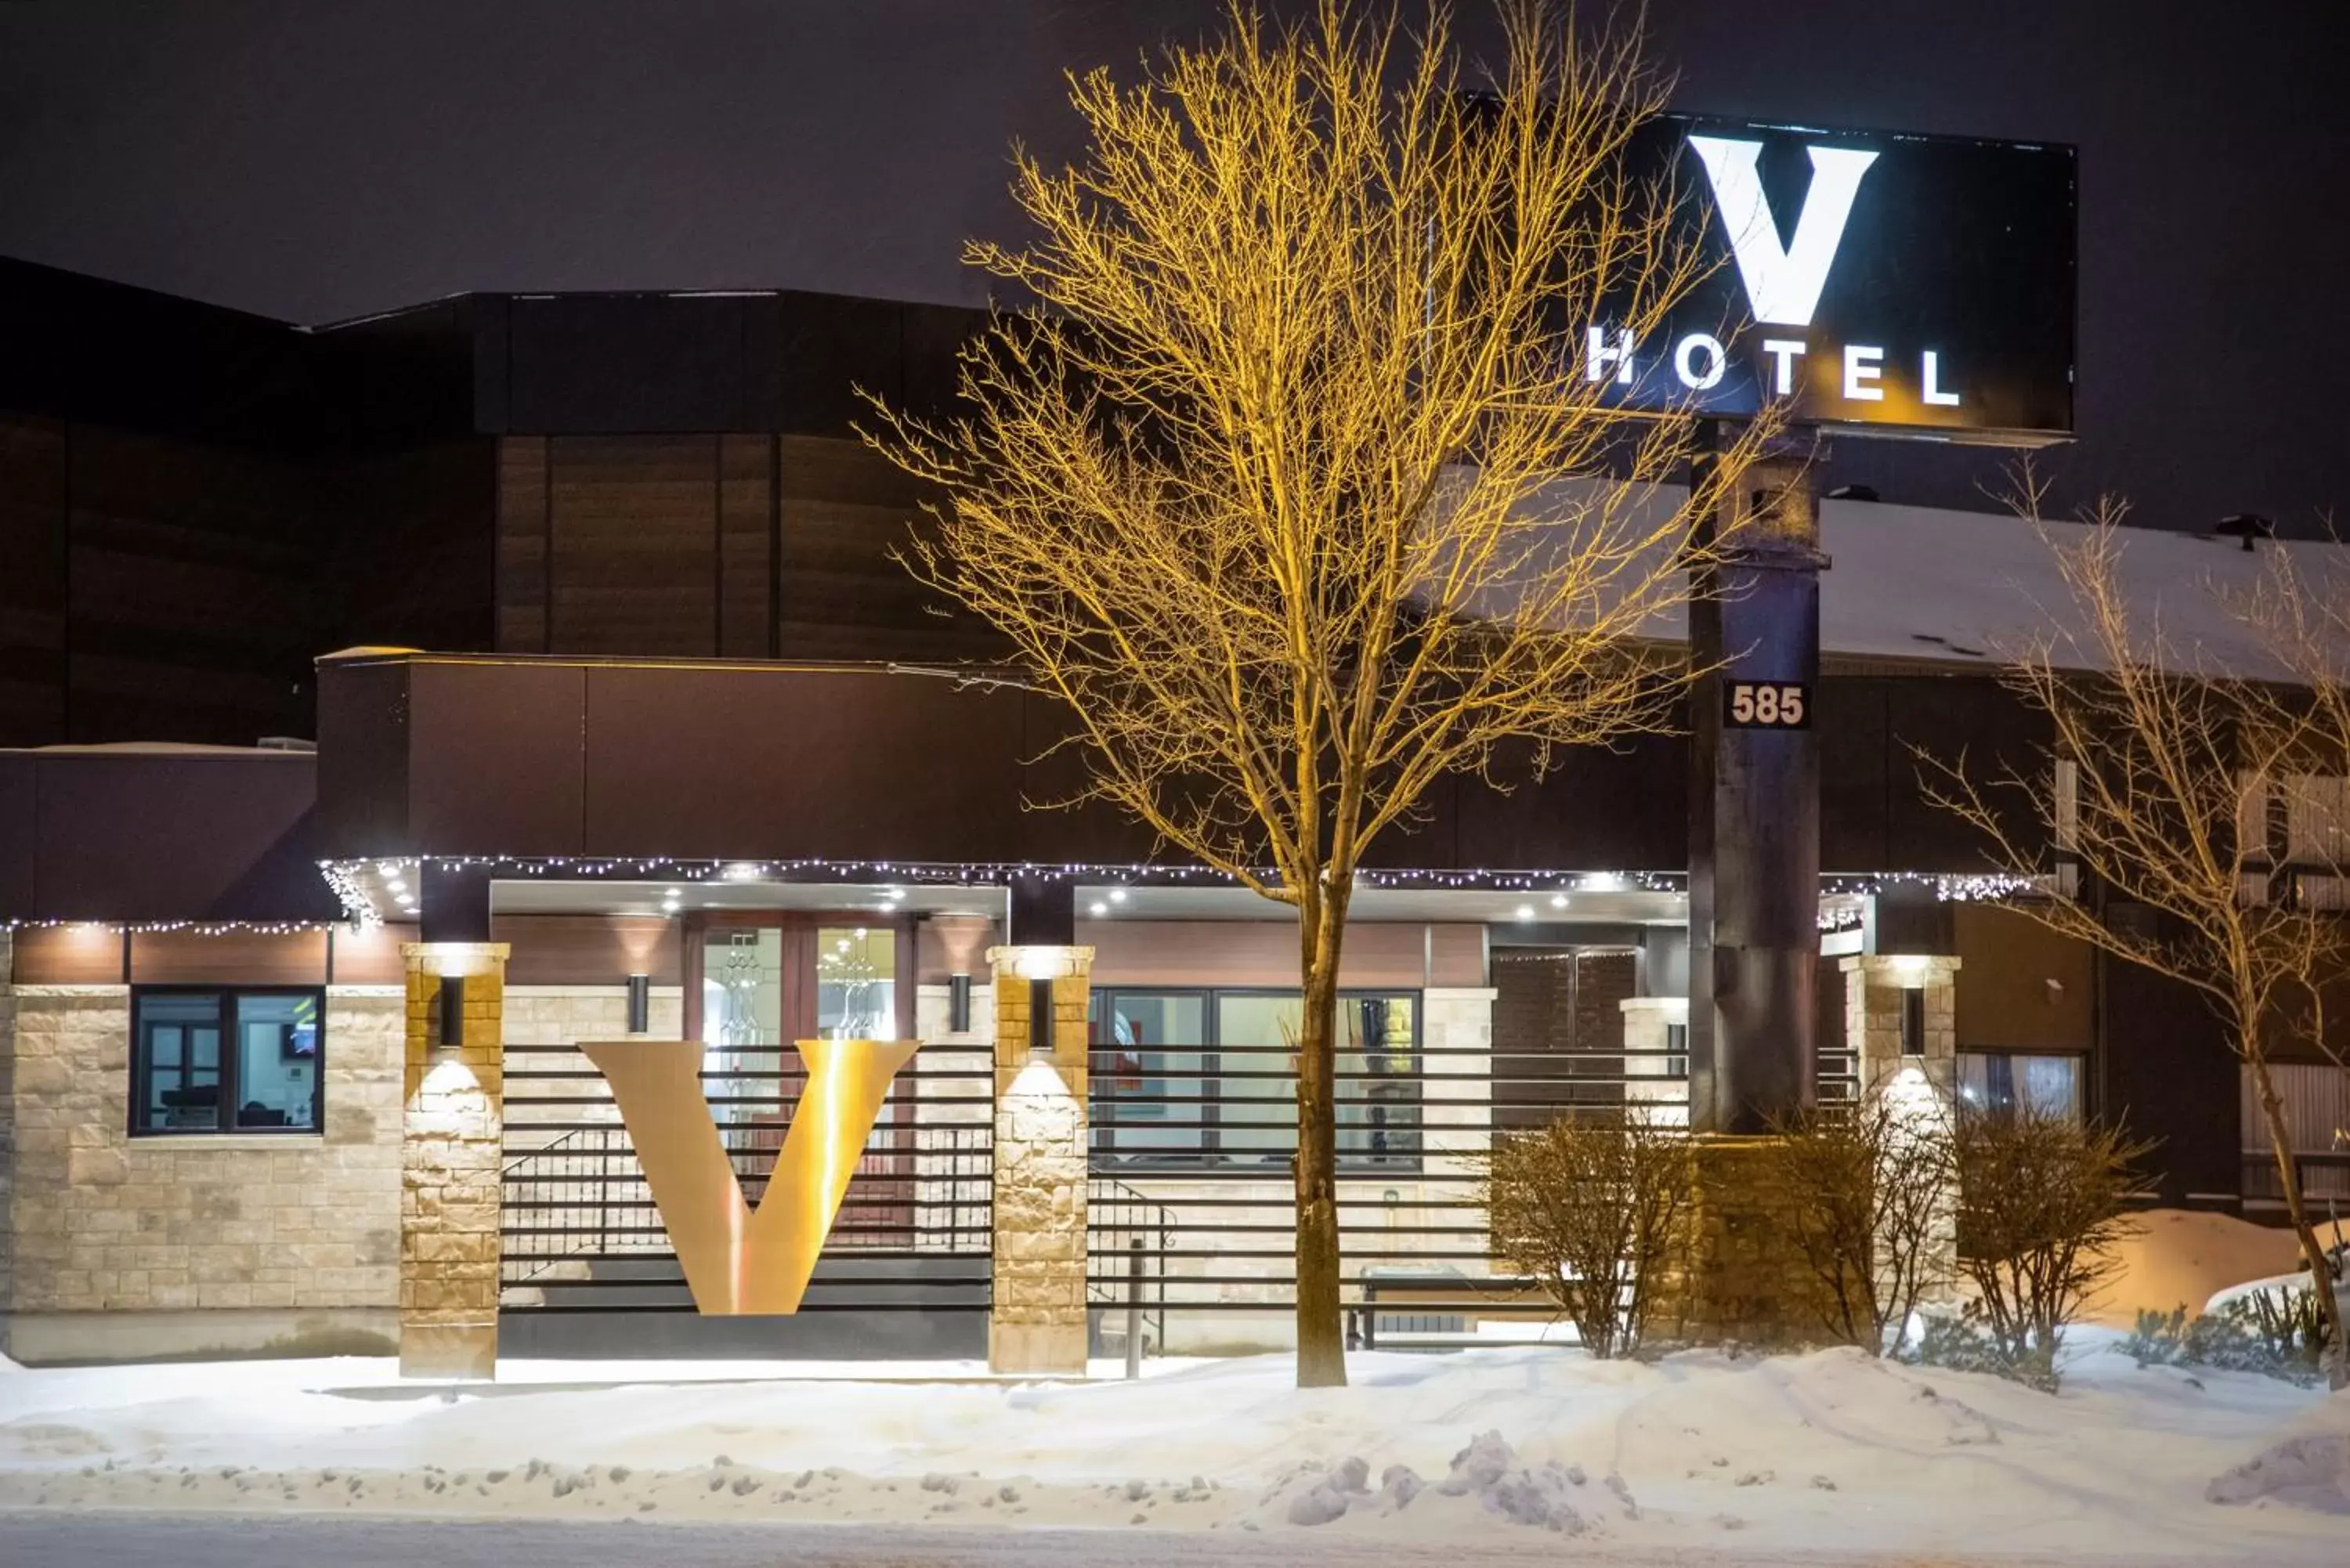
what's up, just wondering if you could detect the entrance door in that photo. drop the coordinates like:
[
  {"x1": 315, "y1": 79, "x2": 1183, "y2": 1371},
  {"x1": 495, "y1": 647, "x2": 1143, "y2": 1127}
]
[{"x1": 686, "y1": 915, "x2": 916, "y2": 1249}]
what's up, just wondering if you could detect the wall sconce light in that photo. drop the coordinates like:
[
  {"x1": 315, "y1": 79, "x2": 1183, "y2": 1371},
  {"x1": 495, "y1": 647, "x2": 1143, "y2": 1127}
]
[
  {"x1": 948, "y1": 972, "x2": 973, "y2": 1034},
  {"x1": 627, "y1": 973, "x2": 651, "y2": 1035},
  {"x1": 1028, "y1": 974, "x2": 1056, "y2": 1061},
  {"x1": 1900, "y1": 986, "x2": 1926, "y2": 1057},
  {"x1": 436, "y1": 974, "x2": 467, "y2": 1054}
]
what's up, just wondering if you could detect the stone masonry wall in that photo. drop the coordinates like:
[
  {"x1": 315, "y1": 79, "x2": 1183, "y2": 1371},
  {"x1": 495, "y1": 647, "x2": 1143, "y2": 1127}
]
[
  {"x1": 989, "y1": 948, "x2": 1091, "y2": 1374},
  {"x1": 1653, "y1": 1134, "x2": 1840, "y2": 1349},
  {"x1": 1, "y1": 984, "x2": 402, "y2": 1321},
  {"x1": 400, "y1": 945, "x2": 507, "y2": 1379}
]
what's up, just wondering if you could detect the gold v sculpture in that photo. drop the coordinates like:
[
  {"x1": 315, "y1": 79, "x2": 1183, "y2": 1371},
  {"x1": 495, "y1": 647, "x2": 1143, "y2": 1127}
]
[{"x1": 579, "y1": 1037, "x2": 923, "y2": 1314}]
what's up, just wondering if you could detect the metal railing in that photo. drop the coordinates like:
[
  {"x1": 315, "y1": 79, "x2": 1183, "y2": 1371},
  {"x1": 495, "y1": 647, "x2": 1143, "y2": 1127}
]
[{"x1": 1087, "y1": 1175, "x2": 1175, "y2": 1357}]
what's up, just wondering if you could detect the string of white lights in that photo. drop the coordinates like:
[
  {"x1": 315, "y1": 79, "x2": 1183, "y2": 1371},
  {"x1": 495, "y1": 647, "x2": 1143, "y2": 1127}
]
[{"x1": 2, "y1": 918, "x2": 355, "y2": 935}]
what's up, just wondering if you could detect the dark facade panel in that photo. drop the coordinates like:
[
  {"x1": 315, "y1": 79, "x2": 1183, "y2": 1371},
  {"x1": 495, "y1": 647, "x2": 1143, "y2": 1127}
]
[
  {"x1": 314, "y1": 657, "x2": 412, "y2": 856},
  {"x1": 0, "y1": 414, "x2": 68, "y2": 746},
  {"x1": 1882, "y1": 675, "x2": 2050, "y2": 869},
  {"x1": 2102, "y1": 955, "x2": 2239, "y2": 1205},
  {"x1": 578, "y1": 663, "x2": 1039, "y2": 862},
  {"x1": 0, "y1": 257, "x2": 313, "y2": 452},
  {"x1": 324, "y1": 438, "x2": 498, "y2": 656},
  {"x1": 0, "y1": 750, "x2": 335, "y2": 922},
  {"x1": 1449, "y1": 734, "x2": 1687, "y2": 873},
  {"x1": 0, "y1": 755, "x2": 35, "y2": 912},
  {"x1": 404, "y1": 660, "x2": 587, "y2": 858},
  {"x1": 506, "y1": 294, "x2": 757, "y2": 434},
  {"x1": 66, "y1": 425, "x2": 320, "y2": 745},
  {"x1": 1817, "y1": 677, "x2": 1892, "y2": 871}
]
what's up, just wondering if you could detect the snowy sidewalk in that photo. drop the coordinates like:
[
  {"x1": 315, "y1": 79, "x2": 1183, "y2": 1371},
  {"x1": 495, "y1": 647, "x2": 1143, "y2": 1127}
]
[{"x1": 1, "y1": 1339, "x2": 2343, "y2": 1560}]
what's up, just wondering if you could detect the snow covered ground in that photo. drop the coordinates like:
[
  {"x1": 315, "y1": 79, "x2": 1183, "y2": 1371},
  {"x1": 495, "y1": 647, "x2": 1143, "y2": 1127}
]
[{"x1": 2, "y1": 1334, "x2": 2344, "y2": 1560}]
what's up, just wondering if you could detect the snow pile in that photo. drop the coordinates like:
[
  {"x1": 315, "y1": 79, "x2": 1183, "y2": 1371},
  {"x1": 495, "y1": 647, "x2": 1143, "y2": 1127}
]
[
  {"x1": 2087, "y1": 1209, "x2": 2350, "y2": 1327},
  {"x1": 2209, "y1": 1433, "x2": 2350, "y2": 1515},
  {"x1": 1259, "y1": 1433, "x2": 1629, "y2": 1534},
  {"x1": 0, "y1": 1339, "x2": 2344, "y2": 1560}
]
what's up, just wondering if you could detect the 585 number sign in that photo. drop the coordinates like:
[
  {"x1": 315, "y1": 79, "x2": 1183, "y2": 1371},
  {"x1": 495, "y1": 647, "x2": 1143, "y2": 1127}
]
[{"x1": 1725, "y1": 681, "x2": 1810, "y2": 729}]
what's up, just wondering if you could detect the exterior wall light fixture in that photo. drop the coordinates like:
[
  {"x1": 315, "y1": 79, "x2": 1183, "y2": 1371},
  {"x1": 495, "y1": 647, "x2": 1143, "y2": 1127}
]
[
  {"x1": 948, "y1": 972, "x2": 973, "y2": 1034},
  {"x1": 436, "y1": 973, "x2": 467, "y2": 1054},
  {"x1": 627, "y1": 973, "x2": 651, "y2": 1035}
]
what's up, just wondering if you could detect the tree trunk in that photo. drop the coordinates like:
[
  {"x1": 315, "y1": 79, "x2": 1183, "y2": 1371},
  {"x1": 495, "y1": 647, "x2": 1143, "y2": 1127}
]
[
  {"x1": 1293, "y1": 883, "x2": 1350, "y2": 1388},
  {"x1": 2246, "y1": 1051, "x2": 2348, "y2": 1389}
]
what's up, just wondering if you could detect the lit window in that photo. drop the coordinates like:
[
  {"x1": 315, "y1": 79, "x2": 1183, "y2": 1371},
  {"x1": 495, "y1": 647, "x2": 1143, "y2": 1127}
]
[
  {"x1": 1956, "y1": 1050, "x2": 2081, "y2": 1121},
  {"x1": 131, "y1": 988, "x2": 324, "y2": 1135},
  {"x1": 1086, "y1": 988, "x2": 1421, "y2": 1171}
]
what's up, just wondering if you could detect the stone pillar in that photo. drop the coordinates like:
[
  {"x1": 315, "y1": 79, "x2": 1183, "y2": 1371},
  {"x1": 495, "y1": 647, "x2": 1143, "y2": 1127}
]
[
  {"x1": 1842, "y1": 953, "x2": 1961, "y2": 1095},
  {"x1": 1618, "y1": 997, "x2": 1690, "y2": 1127},
  {"x1": 400, "y1": 941, "x2": 509, "y2": 1380},
  {"x1": 986, "y1": 943, "x2": 1092, "y2": 1375},
  {"x1": 1844, "y1": 952, "x2": 1962, "y2": 1312},
  {"x1": 1658, "y1": 1135, "x2": 1832, "y2": 1349}
]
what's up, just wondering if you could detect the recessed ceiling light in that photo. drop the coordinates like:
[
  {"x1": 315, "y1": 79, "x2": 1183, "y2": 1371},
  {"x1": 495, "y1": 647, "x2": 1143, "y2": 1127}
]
[
  {"x1": 664, "y1": 887, "x2": 682, "y2": 897},
  {"x1": 1550, "y1": 892, "x2": 1569, "y2": 909},
  {"x1": 1108, "y1": 887, "x2": 1128, "y2": 904},
  {"x1": 1514, "y1": 904, "x2": 1535, "y2": 921},
  {"x1": 1088, "y1": 901, "x2": 1108, "y2": 916}
]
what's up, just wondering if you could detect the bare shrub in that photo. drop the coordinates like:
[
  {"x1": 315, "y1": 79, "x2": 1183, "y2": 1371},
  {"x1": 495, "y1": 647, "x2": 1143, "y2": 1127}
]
[
  {"x1": 1767, "y1": 1093, "x2": 1956, "y2": 1357},
  {"x1": 1949, "y1": 1105, "x2": 2153, "y2": 1387},
  {"x1": 1485, "y1": 1116, "x2": 1691, "y2": 1358}
]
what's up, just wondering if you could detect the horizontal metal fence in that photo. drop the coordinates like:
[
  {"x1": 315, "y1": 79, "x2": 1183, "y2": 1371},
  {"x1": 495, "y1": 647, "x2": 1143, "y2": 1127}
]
[{"x1": 500, "y1": 1028, "x2": 1856, "y2": 1343}]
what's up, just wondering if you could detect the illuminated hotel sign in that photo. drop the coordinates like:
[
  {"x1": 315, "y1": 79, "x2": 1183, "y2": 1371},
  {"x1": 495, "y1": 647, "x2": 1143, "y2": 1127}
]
[{"x1": 1593, "y1": 115, "x2": 2076, "y2": 444}]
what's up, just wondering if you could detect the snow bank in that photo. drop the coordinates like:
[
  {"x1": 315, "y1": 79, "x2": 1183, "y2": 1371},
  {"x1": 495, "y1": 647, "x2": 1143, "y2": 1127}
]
[
  {"x1": 1, "y1": 1338, "x2": 2344, "y2": 1559},
  {"x1": 2086, "y1": 1209, "x2": 2350, "y2": 1327},
  {"x1": 2209, "y1": 1433, "x2": 2350, "y2": 1516}
]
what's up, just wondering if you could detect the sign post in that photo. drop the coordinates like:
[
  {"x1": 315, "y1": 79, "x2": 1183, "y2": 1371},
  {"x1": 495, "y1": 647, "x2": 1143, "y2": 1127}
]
[{"x1": 1648, "y1": 116, "x2": 2075, "y2": 1133}]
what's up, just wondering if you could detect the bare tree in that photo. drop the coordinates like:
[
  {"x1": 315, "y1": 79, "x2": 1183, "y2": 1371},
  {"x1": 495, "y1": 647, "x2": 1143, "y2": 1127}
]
[
  {"x1": 1923, "y1": 476, "x2": 2349, "y2": 1386},
  {"x1": 1485, "y1": 1115, "x2": 1692, "y2": 1358},
  {"x1": 2236, "y1": 540, "x2": 2350, "y2": 1151},
  {"x1": 867, "y1": 1, "x2": 1773, "y2": 1386},
  {"x1": 1768, "y1": 1095, "x2": 1955, "y2": 1357}
]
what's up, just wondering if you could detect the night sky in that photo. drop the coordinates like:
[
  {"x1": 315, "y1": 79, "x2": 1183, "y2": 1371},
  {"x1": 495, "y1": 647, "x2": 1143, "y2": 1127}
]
[{"x1": 0, "y1": 0, "x2": 2342, "y2": 529}]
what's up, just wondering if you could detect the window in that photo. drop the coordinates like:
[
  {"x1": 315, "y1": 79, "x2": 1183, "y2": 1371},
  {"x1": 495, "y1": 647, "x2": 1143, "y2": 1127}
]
[
  {"x1": 131, "y1": 988, "x2": 324, "y2": 1136},
  {"x1": 1088, "y1": 987, "x2": 1420, "y2": 1170},
  {"x1": 1957, "y1": 1050, "x2": 2081, "y2": 1121}
]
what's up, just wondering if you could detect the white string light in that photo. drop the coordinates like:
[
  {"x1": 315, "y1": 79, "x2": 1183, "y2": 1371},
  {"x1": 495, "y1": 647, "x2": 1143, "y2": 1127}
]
[{"x1": 2, "y1": 918, "x2": 356, "y2": 936}]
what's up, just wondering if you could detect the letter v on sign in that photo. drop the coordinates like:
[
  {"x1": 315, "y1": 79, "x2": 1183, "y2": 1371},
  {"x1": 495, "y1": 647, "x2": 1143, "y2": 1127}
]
[
  {"x1": 581, "y1": 1036, "x2": 921, "y2": 1313},
  {"x1": 1687, "y1": 136, "x2": 1878, "y2": 328}
]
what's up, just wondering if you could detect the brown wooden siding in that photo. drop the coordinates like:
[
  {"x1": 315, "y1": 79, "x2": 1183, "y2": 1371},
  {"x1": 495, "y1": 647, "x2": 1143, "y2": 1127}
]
[
  {"x1": 494, "y1": 435, "x2": 549, "y2": 653},
  {"x1": 496, "y1": 913, "x2": 682, "y2": 985},
  {"x1": 128, "y1": 928, "x2": 331, "y2": 985},
  {"x1": 1953, "y1": 903, "x2": 2097, "y2": 1052},
  {"x1": 1083, "y1": 920, "x2": 1484, "y2": 990},
  {"x1": 9, "y1": 924, "x2": 130, "y2": 984},
  {"x1": 548, "y1": 435, "x2": 716, "y2": 656},
  {"x1": 718, "y1": 433, "x2": 773, "y2": 657}
]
